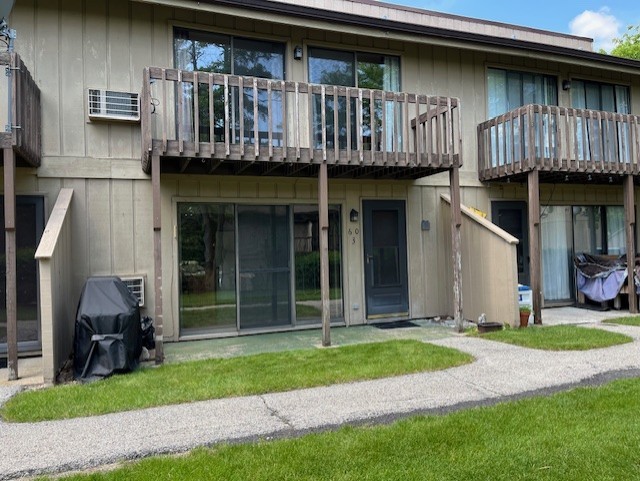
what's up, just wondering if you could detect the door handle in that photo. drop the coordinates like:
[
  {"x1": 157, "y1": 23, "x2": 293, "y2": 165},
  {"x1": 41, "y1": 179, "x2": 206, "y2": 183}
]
[{"x1": 366, "y1": 254, "x2": 373, "y2": 264}]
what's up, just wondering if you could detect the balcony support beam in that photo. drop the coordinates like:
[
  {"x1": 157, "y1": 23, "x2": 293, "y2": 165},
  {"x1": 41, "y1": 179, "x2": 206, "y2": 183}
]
[
  {"x1": 318, "y1": 162, "x2": 331, "y2": 347},
  {"x1": 624, "y1": 174, "x2": 637, "y2": 313},
  {"x1": 450, "y1": 166, "x2": 463, "y2": 332},
  {"x1": 152, "y1": 154, "x2": 164, "y2": 363},
  {"x1": 4, "y1": 147, "x2": 18, "y2": 380},
  {"x1": 527, "y1": 169, "x2": 542, "y2": 325}
]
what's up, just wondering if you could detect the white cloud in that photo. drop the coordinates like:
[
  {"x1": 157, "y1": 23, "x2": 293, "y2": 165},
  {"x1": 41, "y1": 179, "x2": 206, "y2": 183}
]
[{"x1": 569, "y1": 7, "x2": 621, "y2": 52}]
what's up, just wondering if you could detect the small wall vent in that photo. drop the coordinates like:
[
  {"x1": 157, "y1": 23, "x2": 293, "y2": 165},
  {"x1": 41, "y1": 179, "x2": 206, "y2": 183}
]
[
  {"x1": 88, "y1": 89, "x2": 140, "y2": 122},
  {"x1": 121, "y1": 275, "x2": 145, "y2": 307}
]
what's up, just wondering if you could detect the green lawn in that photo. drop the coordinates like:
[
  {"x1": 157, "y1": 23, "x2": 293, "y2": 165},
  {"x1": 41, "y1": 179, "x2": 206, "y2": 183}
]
[
  {"x1": 477, "y1": 325, "x2": 632, "y2": 350},
  {"x1": 603, "y1": 315, "x2": 640, "y2": 327},
  {"x1": 56, "y1": 377, "x2": 640, "y2": 480},
  {"x1": 1, "y1": 340, "x2": 472, "y2": 423}
]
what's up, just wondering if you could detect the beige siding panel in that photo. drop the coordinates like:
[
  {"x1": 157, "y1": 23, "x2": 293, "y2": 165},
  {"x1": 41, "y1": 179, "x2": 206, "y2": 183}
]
[
  {"x1": 422, "y1": 187, "x2": 446, "y2": 315},
  {"x1": 111, "y1": 180, "x2": 136, "y2": 274},
  {"x1": 344, "y1": 184, "x2": 364, "y2": 325},
  {"x1": 328, "y1": 183, "x2": 346, "y2": 200},
  {"x1": 35, "y1": 0, "x2": 61, "y2": 157},
  {"x1": 376, "y1": 184, "x2": 392, "y2": 198},
  {"x1": 178, "y1": 179, "x2": 199, "y2": 197},
  {"x1": 360, "y1": 184, "x2": 376, "y2": 198},
  {"x1": 238, "y1": 181, "x2": 258, "y2": 198},
  {"x1": 407, "y1": 186, "x2": 425, "y2": 317},
  {"x1": 442, "y1": 195, "x2": 519, "y2": 324},
  {"x1": 220, "y1": 180, "x2": 239, "y2": 198},
  {"x1": 130, "y1": 3, "x2": 154, "y2": 157},
  {"x1": 14, "y1": 171, "x2": 38, "y2": 194},
  {"x1": 258, "y1": 181, "x2": 276, "y2": 198},
  {"x1": 200, "y1": 180, "x2": 220, "y2": 198},
  {"x1": 87, "y1": 180, "x2": 112, "y2": 273},
  {"x1": 84, "y1": 0, "x2": 110, "y2": 159},
  {"x1": 59, "y1": 0, "x2": 86, "y2": 157},
  {"x1": 432, "y1": 45, "x2": 449, "y2": 97},
  {"x1": 174, "y1": 5, "x2": 196, "y2": 23},
  {"x1": 133, "y1": 180, "x2": 154, "y2": 283},
  {"x1": 277, "y1": 182, "x2": 295, "y2": 199},
  {"x1": 235, "y1": 17, "x2": 255, "y2": 33},
  {"x1": 391, "y1": 184, "x2": 405, "y2": 198},
  {"x1": 295, "y1": 182, "x2": 312, "y2": 199},
  {"x1": 418, "y1": 44, "x2": 434, "y2": 95},
  {"x1": 107, "y1": 1, "x2": 135, "y2": 158},
  {"x1": 152, "y1": 6, "x2": 173, "y2": 67},
  {"x1": 34, "y1": 177, "x2": 62, "y2": 216},
  {"x1": 11, "y1": 0, "x2": 36, "y2": 68},
  {"x1": 62, "y1": 177, "x2": 89, "y2": 295}
]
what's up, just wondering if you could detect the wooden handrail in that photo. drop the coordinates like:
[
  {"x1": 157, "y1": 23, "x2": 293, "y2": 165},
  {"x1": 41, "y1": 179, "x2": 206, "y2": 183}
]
[
  {"x1": 478, "y1": 104, "x2": 640, "y2": 180},
  {"x1": 141, "y1": 68, "x2": 461, "y2": 173}
]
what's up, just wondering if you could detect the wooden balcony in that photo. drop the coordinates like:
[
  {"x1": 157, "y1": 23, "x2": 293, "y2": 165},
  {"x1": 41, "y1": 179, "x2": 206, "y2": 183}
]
[
  {"x1": 141, "y1": 68, "x2": 461, "y2": 179},
  {"x1": 0, "y1": 52, "x2": 41, "y2": 167},
  {"x1": 478, "y1": 104, "x2": 640, "y2": 184}
]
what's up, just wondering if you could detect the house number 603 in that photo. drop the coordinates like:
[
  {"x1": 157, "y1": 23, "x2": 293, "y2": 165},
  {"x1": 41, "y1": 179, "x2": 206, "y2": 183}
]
[{"x1": 348, "y1": 228, "x2": 359, "y2": 244}]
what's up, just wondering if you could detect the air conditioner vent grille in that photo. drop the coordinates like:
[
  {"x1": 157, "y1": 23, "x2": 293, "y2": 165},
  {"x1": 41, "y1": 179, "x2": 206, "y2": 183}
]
[
  {"x1": 121, "y1": 275, "x2": 145, "y2": 307},
  {"x1": 88, "y1": 89, "x2": 140, "y2": 122}
]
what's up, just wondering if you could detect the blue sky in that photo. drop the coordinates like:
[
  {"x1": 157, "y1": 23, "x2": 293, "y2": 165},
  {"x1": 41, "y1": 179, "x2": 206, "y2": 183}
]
[{"x1": 387, "y1": 1, "x2": 640, "y2": 51}]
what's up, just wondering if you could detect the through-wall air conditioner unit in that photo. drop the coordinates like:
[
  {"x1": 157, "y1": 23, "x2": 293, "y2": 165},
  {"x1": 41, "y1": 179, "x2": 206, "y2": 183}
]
[
  {"x1": 88, "y1": 89, "x2": 140, "y2": 122},
  {"x1": 120, "y1": 275, "x2": 145, "y2": 307}
]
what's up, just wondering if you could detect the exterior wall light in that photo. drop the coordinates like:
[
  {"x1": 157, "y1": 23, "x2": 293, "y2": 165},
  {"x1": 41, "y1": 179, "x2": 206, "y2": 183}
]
[
  {"x1": 562, "y1": 80, "x2": 571, "y2": 90},
  {"x1": 293, "y1": 46, "x2": 303, "y2": 60},
  {"x1": 350, "y1": 209, "x2": 359, "y2": 222}
]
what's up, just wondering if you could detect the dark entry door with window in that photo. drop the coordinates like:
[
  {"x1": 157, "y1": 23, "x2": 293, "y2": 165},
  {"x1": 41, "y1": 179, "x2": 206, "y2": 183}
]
[
  {"x1": 492, "y1": 201, "x2": 529, "y2": 286},
  {"x1": 0, "y1": 196, "x2": 44, "y2": 353},
  {"x1": 363, "y1": 200, "x2": 409, "y2": 317}
]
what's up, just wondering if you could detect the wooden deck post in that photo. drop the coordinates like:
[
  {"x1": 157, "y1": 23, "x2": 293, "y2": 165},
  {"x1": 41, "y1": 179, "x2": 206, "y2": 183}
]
[
  {"x1": 449, "y1": 166, "x2": 463, "y2": 332},
  {"x1": 4, "y1": 147, "x2": 18, "y2": 380},
  {"x1": 527, "y1": 169, "x2": 542, "y2": 324},
  {"x1": 624, "y1": 174, "x2": 637, "y2": 313},
  {"x1": 152, "y1": 154, "x2": 164, "y2": 363},
  {"x1": 319, "y1": 163, "x2": 331, "y2": 346}
]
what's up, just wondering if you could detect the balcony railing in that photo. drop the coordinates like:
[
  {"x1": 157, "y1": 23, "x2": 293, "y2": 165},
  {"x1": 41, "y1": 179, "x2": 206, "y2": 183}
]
[
  {"x1": 141, "y1": 68, "x2": 461, "y2": 177},
  {"x1": 0, "y1": 52, "x2": 41, "y2": 166},
  {"x1": 478, "y1": 104, "x2": 640, "y2": 181}
]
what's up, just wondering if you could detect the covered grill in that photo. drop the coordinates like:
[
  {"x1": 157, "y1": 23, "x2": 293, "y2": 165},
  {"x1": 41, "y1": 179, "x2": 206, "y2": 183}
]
[{"x1": 73, "y1": 277, "x2": 142, "y2": 382}]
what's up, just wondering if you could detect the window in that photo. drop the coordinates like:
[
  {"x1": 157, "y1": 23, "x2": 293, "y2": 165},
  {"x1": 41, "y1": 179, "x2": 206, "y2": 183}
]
[
  {"x1": 293, "y1": 205, "x2": 343, "y2": 324},
  {"x1": 487, "y1": 68, "x2": 558, "y2": 166},
  {"x1": 487, "y1": 68, "x2": 557, "y2": 118},
  {"x1": 571, "y1": 80, "x2": 630, "y2": 114},
  {"x1": 308, "y1": 48, "x2": 401, "y2": 151},
  {"x1": 571, "y1": 80, "x2": 631, "y2": 162},
  {"x1": 173, "y1": 28, "x2": 285, "y2": 145}
]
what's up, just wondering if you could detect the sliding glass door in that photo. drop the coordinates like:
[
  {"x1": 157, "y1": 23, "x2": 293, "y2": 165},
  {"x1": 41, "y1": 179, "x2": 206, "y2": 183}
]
[
  {"x1": 237, "y1": 205, "x2": 291, "y2": 329},
  {"x1": 178, "y1": 202, "x2": 343, "y2": 336},
  {"x1": 541, "y1": 206, "x2": 573, "y2": 303}
]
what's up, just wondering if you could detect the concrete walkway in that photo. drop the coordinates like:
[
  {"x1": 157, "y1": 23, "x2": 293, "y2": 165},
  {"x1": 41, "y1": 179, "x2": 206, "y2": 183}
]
[{"x1": 0, "y1": 317, "x2": 639, "y2": 480}]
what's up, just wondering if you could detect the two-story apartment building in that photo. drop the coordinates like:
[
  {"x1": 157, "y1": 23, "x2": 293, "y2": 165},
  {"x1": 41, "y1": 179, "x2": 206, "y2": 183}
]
[{"x1": 2, "y1": 0, "x2": 640, "y2": 384}]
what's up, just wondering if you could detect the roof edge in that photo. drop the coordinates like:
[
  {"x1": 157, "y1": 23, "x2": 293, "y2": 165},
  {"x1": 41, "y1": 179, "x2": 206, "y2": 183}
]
[
  {"x1": 340, "y1": 0, "x2": 593, "y2": 44},
  {"x1": 194, "y1": 0, "x2": 640, "y2": 70}
]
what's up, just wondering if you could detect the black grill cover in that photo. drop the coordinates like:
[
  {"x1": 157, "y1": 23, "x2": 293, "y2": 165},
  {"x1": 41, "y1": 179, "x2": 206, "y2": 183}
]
[{"x1": 73, "y1": 276, "x2": 143, "y2": 382}]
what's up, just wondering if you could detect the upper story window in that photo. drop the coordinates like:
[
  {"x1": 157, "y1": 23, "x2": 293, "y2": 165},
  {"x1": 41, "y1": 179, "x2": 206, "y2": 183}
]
[
  {"x1": 174, "y1": 28, "x2": 285, "y2": 79},
  {"x1": 173, "y1": 28, "x2": 286, "y2": 145},
  {"x1": 307, "y1": 48, "x2": 401, "y2": 150},
  {"x1": 487, "y1": 68, "x2": 557, "y2": 118},
  {"x1": 571, "y1": 80, "x2": 630, "y2": 113},
  {"x1": 308, "y1": 48, "x2": 400, "y2": 91}
]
